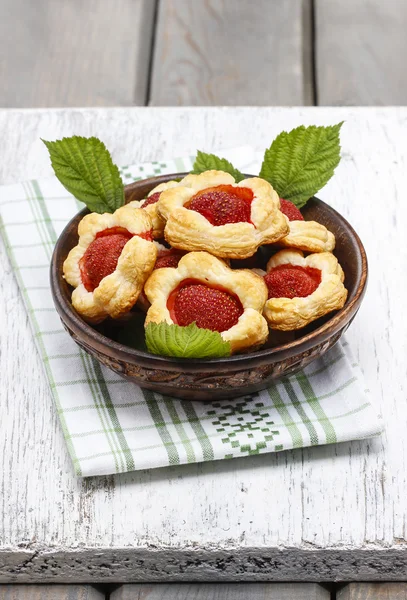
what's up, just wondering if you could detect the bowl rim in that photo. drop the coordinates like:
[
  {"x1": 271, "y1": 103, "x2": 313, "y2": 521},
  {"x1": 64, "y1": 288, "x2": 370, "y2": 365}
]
[{"x1": 50, "y1": 173, "x2": 368, "y2": 372}]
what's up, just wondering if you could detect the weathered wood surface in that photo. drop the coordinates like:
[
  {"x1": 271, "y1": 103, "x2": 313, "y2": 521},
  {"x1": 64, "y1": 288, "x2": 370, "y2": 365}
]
[
  {"x1": 338, "y1": 583, "x2": 407, "y2": 599},
  {"x1": 315, "y1": 0, "x2": 407, "y2": 105},
  {"x1": 0, "y1": 0, "x2": 156, "y2": 107},
  {"x1": 2, "y1": 0, "x2": 407, "y2": 108},
  {"x1": 0, "y1": 107, "x2": 406, "y2": 582},
  {"x1": 111, "y1": 583, "x2": 330, "y2": 599},
  {"x1": 0, "y1": 585, "x2": 104, "y2": 599},
  {"x1": 150, "y1": 0, "x2": 312, "y2": 106}
]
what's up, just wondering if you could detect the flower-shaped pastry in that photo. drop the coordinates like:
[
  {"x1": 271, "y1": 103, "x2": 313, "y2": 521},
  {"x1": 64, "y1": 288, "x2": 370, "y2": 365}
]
[
  {"x1": 63, "y1": 206, "x2": 157, "y2": 323},
  {"x1": 144, "y1": 251, "x2": 269, "y2": 353},
  {"x1": 277, "y1": 198, "x2": 335, "y2": 253},
  {"x1": 128, "y1": 180, "x2": 179, "y2": 238},
  {"x1": 157, "y1": 171, "x2": 289, "y2": 259},
  {"x1": 263, "y1": 249, "x2": 347, "y2": 330}
]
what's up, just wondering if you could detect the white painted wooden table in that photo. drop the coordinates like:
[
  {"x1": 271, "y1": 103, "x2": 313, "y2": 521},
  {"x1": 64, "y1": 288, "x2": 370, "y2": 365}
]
[{"x1": 0, "y1": 107, "x2": 406, "y2": 583}]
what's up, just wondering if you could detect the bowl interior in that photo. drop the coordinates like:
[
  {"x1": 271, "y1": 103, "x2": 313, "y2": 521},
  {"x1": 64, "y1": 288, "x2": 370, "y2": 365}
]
[{"x1": 51, "y1": 174, "x2": 367, "y2": 368}]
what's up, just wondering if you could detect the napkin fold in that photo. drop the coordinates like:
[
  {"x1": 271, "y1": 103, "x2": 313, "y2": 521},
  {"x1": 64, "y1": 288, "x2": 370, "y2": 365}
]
[{"x1": 0, "y1": 147, "x2": 383, "y2": 476}]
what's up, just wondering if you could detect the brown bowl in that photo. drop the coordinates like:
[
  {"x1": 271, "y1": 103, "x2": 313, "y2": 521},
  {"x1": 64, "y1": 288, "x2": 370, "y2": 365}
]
[{"x1": 50, "y1": 174, "x2": 368, "y2": 401}]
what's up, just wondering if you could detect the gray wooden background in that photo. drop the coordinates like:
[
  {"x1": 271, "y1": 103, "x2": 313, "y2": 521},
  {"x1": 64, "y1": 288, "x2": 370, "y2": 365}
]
[{"x1": 1, "y1": 0, "x2": 407, "y2": 108}]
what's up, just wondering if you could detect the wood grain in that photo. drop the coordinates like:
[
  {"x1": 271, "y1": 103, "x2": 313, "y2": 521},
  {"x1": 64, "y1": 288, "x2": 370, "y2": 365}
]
[
  {"x1": 315, "y1": 0, "x2": 407, "y2": 105},
  {"x1": 0, "y1": 585, "x2": 104, "y2": 599},
  {"x1": 0, "y1": 0, "x2": 156, "y2": 107},
  {"x1": 150, "y1": 0, "x2": 312, "y2": 105},
  {"x1": 338, "y1": 583, "x2": 407, "y2": 599},
  {"x1": 111, "y1": 583, "x2": 330, "y2": 599},
  {"x1": 0, "y1": 106, "x2": 406, "y2": 582}
]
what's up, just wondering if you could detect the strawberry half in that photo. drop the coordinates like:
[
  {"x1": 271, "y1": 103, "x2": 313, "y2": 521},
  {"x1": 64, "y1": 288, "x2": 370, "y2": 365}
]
[
  {"x1": 279, "y1": 198, "x2": 304, "y2": 221},
  {"x1": 187, "y1": 184, "x2": 253, "y2": 226},
  {"x1": 168, "y1": 280, "x2": 243, "y2": 332},
  {"x1": 264, "y1": 264, "x2": 321, "y2": 299},
  {"x1": 154, "y1": 251, "x2": 184, "y2": 270},
  {"x1": 142, "y1": 191, "x2": 161, "y2": 208},
  {"x1": 80, "y1": 227, "x2": 133, "y2": 292}
]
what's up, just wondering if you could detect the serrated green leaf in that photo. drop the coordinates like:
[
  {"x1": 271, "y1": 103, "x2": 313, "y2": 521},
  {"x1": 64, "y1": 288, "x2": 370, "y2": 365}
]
[
  {"x1": 259, "y1": 123, "x2": 343, "y2": 208},
  {"x1": 42, "y1": 136, "x2": 124, "y2": 213},
  {"x1": 145, "y1": 322, "x2": 231, "y2": 359},
  {"x1": 191, "y1": 150, "x2": 245, "y2": 182}
]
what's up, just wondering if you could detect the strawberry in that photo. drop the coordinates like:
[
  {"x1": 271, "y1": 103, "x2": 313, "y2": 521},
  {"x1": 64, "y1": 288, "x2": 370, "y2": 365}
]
[
  {"x1": 187, "y1": 195, "x2": 216, "y2": 223},
  {"x1": 279, "y1": 198, "x2": 304, "y2": 221},
  {"x1": 154, "y1": 252, "x2": 184, "y2": 270},
  {"x1": 264, "y1": 264, "x2": 321, "y2": 299},
  {"x1": 80, "y1": 230, "x2": 133, "y2": 292},
  {"x1": 142, "y1": 191, "x2": 161, "y2": 208},
  {"x1": 169, "y1": 281, "x2": 243, "y2": 332},
  {"x1": 187, "y1": 185, "x2": 252, "y2": 226}
]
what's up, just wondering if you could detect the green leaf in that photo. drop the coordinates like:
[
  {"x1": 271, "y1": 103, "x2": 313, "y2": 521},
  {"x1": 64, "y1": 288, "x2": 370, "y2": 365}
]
[
  {"x1": 42, "y1": 136, "x2": 124, "y2": 213},
  {"x1": 259, "y1": 122, "x2": 343, "y2": 208},
  {"x1": 145, "y1": 322, "x2": 231, "y2": 359},
  {"x1": 191, "y1": 150, "x2": 245, "y2": 182}
]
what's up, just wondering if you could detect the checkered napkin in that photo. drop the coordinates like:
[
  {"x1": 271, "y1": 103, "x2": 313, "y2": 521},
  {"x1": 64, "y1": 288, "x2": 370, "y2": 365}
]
[{"x1": 0, "y1": 147, "x2": 383, "y2": 476}]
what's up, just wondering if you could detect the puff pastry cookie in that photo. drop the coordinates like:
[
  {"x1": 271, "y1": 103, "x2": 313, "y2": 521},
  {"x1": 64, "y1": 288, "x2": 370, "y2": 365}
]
[
  {"x1": 128, "y1": 180, "x2": 179, "y2": 238},
  {"x1": 63, "y1": 206, "x2": 157, "y2": 323},
  {"x1": 157, "y1": 171, "x2": 289, "y2": 259},
  {"x1": 277, "y1": 198, "x2": 335, "y2": 253},
  {"x1": 144, "y1": 251, "x2": 269, "y2": 353},
  {"x1": 263, "y1": 249, "x2": 347, "y2": 330}
]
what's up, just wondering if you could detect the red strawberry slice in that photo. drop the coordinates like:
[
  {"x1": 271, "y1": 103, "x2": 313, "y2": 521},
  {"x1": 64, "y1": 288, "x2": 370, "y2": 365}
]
[
  {"x1": 264, "y1": 264, "x2": 321, "y2": 299},
  {"x1": 80, "y1": 230, "x2": 133, "y2": 292},
  {"x1": 187, "y1": 184, "x2": 253, "y2": 226},
  {"x1": 168, "y1": 279, "x2": 243, "y2": 332},
  {"x1": 154, "y1": 251, "x2": 184, "y2": 270},
  {"x1": 142, "y1": 191, "x2": 161, "y2": 208},
  {"x1": 279, "y1": 198, "x2": 304, "y2": 221},
  {"x1": 187, "y1": 195, "x2": 217, "y2": 223}
]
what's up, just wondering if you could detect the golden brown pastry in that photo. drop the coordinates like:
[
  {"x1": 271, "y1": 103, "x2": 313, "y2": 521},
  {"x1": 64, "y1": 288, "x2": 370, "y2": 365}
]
[
  {"x1": 278, "y1": 198, "x2": 335, "y2": 253},
  {"x1": 144, "y1": 251, "x2": 269, "y2": 354},
  {"x1": 278, "y1": 220, "x2": 336, "y2": 253},
  {"x1": 157, "y1": 170, "x2": 289, "y2": 259},
  {"x1": 63, "y1": 205, "x2": 157, "y2": 323},
  {"x1": 128, "y1": 180, "x2": 179, "y2": 238},
  {"x1": 262, "y1": 249, "x2": 347, "y2": 330}
]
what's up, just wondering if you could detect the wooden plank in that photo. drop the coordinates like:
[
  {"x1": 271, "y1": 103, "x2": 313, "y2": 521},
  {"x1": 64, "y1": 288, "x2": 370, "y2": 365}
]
[
  {"x1": 0, "y1": 106, "x2": 406, "y2": 582},
  {"x1": 315, "y1": 0, "x2": 407, "y2": 105},
  {"x1": 150, "y1": 0, "x2": 312, "y2": 105},
  {"x1": 338, "y1": 583, "x2": 407, "y2": 599},
  {"x1": 0, "y1": 0, "x2": 156, "y2": 107},
  {"x1": 0, "y1": 585, "x2": 105, "y2": 599},
  {"x1": 111, "y1": 583, "x2": 330, "y2": 599}
]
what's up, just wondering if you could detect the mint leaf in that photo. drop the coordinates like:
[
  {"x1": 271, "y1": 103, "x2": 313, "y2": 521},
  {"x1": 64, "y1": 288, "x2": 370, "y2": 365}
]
[
  {"x1": 191, "y1": 150, "x2": 245, "y2": 182},
  {"x1": 145, "y1": 322, "x2": 231, "y2": 359},
  {"x1": 42, "y1": 136, "x2": 124, "y2": 213},
  {"x1": 259, "y1": 123, "x2": 343, "y2": 208}
]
